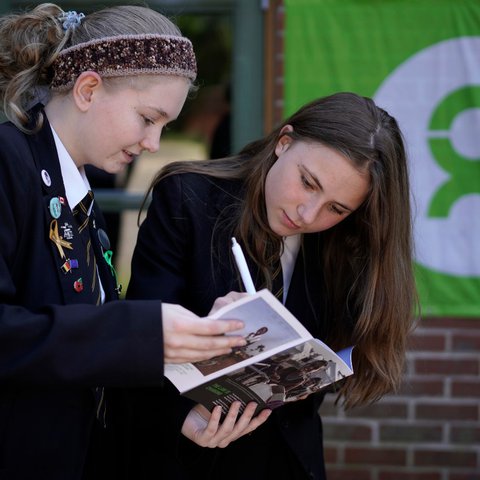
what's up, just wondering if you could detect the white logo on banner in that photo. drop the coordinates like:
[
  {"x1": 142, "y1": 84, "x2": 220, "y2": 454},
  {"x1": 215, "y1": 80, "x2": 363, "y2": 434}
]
[{"x1": 374, "y1": 37, "x2": 480, "y2": 276}]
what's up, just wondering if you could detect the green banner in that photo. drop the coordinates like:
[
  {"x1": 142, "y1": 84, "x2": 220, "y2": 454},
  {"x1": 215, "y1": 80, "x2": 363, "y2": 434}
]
[{"x1": 285, "y1": 0, "x2": 480, "y2": 316}]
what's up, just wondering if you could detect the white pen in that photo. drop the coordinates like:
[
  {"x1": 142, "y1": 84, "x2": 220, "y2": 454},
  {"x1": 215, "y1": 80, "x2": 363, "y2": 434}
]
[{"x1": 231, "y1": 237, "x2": 256, "y2": 295}]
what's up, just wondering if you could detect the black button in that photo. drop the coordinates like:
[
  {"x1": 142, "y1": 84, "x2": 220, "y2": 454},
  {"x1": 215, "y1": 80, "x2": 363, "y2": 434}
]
[{"x1": 97, "y1": 228, "x2": 111, "y2": 250}]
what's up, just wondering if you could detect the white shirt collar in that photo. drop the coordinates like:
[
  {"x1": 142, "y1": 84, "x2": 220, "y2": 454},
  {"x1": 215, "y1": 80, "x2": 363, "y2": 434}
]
[
  {"x1": 280, "y1": 233, "x2": 302, "y2": 303},
  {"x1": 50, "y1": 125, "x2": 91, "y2": 211}
]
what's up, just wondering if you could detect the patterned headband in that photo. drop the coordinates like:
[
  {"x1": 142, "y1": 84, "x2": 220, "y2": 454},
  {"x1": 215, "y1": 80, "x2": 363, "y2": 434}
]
[{"x1": 51, "y1": 34, "x2": 197, "y2": 90}]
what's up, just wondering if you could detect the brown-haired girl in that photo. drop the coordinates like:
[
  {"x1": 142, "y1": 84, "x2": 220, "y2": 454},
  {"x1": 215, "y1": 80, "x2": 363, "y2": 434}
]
[{"x1": 127, "y1": 91, "x2": 419, "y2": 480}]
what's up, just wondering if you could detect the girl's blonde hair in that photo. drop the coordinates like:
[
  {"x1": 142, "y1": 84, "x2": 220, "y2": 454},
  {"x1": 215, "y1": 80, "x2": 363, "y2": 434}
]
[{"x1": 0, "y1": 3, "x2": 191, "y2": 132}]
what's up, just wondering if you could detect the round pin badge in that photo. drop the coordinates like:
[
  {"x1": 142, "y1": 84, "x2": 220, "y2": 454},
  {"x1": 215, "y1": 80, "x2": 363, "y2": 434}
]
[
  {"x1": 49, "y1": 197, "x2": 62, "y2": 219},
  {"x1": 74, "y1": 278, "x2": 84, "y2": 292},
  {"x1": 41, "y1": 169, "x2": 52, "y2": 187},
  {"x1": 97, "y1": 229, "x2": 111, "y2": 250}
]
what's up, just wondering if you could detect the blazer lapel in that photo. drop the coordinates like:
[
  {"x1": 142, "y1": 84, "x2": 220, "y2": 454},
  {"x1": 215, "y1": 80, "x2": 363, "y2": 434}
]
[
  {"x1": 27, "y1": 108, "x2": 106, "y2": 304},
  {"x1": 89, "y1": 204, "x2": 120, "y2": 301},
  {"x1": 285, "y1": 233, "x2": 326, "y2": 338}
]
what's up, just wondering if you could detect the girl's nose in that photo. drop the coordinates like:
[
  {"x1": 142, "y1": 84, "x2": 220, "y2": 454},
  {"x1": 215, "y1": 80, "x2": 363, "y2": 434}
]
[
  {"x1": 297, "y1": 199, "x2": 322, "y2": 224},
  {"x1": 140, "y1": 128, "x2": 162, "y2": 153}
]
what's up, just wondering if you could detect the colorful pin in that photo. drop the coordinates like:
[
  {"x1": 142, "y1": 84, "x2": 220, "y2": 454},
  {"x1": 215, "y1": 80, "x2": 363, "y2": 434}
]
[
  {"x1": 73, "y1": 278, "x2": 83, "y2": 292},
  {"x1": 49, "y1": 219, "x2": 73, "y2": 259},
  {"x1": 60, "y1": 222, "x2": 74, "y2": 240},
  {"x1": 100, "y1": 239, "x2": 121, "y2": 294},
  {"x1": 61, "y1": 259, "x2": 72, "y2": 274},
  {"x1": 61, "y1": 258, "x2": 79, "y2": 274},
  {"x1": 41, "y1": 169, "x2": 51, "y2": 187},
  {"x1": 49, "y1": 197, "x2": 62, "y2": 219}
]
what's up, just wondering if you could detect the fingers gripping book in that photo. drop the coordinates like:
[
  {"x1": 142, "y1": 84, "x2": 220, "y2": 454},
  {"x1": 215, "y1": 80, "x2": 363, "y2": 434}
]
[{"x1": 165, "y1": 289, "x2": 354, "y2": 415}]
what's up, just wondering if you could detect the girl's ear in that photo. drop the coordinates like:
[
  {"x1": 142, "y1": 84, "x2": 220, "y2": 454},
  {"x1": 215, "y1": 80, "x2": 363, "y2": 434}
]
[
  {"x1": 274, "y1": 124, "x2": 294, "y2": 157},
  {"x1": 72, "y1": 71, "x2": 103, "y2": 112}
]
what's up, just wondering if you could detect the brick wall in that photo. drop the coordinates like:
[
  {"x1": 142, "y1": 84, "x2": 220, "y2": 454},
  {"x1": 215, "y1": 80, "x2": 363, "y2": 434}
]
[
  {"x1": 268, "y1": 3, "x2": 480, "y2": 479},
  {"x1": 321, "y1": 318, "x2": 480, "y2": 479}
]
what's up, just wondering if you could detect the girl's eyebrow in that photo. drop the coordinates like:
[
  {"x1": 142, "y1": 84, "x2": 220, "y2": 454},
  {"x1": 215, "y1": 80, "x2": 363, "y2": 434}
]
[
  {"x1": 146, "y1": 106, "x2": 179, "y2": 122},
  {"x1": 302, "y1": 164, "x2": 354, "y2": 212},
  {"x1": 335, "y1": 202, "x2": 353, "y2": 212},
  {"x1": 150, "y1": 107, "x2": 169, "y2": 119},
  {"x1": 302, "y1": 164, "x2": 322, "y2": 190}
]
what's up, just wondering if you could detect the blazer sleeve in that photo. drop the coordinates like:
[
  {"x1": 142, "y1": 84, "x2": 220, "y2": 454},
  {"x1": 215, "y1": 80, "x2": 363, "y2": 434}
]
[
  {"x1": 127, "y1": 174, "x2": 191, "y2": 303},
  {"x1": 0, "y1": 301, "x2": 166, "y2": 387},
  {"x1": 0, "y1": 124, "x2": 166, "y2": 388}
]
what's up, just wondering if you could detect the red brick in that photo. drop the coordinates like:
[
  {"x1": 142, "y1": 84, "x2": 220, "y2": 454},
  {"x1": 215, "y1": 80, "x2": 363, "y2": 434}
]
[
  {"x1": 274, "y1": 51, "x2": 284, "y2": 77},
  {"x1": 324, "y1": 446, "x2": 338, "y2": 463},
  {"x1": 398, "y1": 378, "x2": 444, "y2": 396},
  {"x1": 414, "y1": 358, "x2": 478, "y2": 376},
  {"x1": 452, "y1": 333, "x2": 480, "y2": 352},
  {"x1": 275, "y1": 32, "x2": 284, "y2": 55},
  {"x1": 416, "y1": 402, "x2": 478, "y2": 421},
  {"x1": 275, "y1": 5, "x2": 284, "y2": 31},
  {"x1": 345, "y1": 402, "x2": 408, "y2": 419},
  {"x1": 414, "y1": 448, "x2": 477, "y2": 467},
  {"x1": 452, "y1": 379, "x2": 480, "y2": 397},
  {"x1": 346, "y1": 447, "x2": 406, "y2": 466},
  {"x1": 323, "y1": 422, "x2": 372, "y2": 441},
  {"x1": 408, "y1": 333, "x2": 446, "y2": 351},
  {"x1": 450, "y1": 473, "x2": 480, "y2": 480},
  {"x1": 273, "y1": 104, "x2": 283, "y2": 125},
  {"x1": 378, "y1": 470, "x2": 441, "y2": 480},
  {"x1": 327, "y1": 467, "x2": 372, "y2": 480},
  {"x1": 420, "y1": 317, "x2": 480, "y2": 329},
  {"x1": 380, "y1": 424, "x2": 442, "y2": 443},
  {"x1": 450, "y1": 425, "x2": 480, "y2": 444},
  {"x1": 274, "y1": 79, "x2": 284, "y2": 104}
]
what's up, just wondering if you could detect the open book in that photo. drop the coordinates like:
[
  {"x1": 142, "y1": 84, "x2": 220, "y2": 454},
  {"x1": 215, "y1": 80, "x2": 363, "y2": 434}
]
[{"x1": 165, "y1": 289, "x2": 354, "y2": 415}]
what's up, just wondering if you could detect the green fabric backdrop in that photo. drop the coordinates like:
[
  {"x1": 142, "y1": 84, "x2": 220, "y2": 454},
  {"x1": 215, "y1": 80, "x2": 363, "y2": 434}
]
[{"x1": 285, "y1": 0, "x2": 480, "y2": 316}]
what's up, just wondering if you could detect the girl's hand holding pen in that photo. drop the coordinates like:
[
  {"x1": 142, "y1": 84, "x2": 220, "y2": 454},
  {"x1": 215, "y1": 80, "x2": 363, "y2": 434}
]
[{"x1": 162, "y1": 303, "x2": 246, "y2": 364}]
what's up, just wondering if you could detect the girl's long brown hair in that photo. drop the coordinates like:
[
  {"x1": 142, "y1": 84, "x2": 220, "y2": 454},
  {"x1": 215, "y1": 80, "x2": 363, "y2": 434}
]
[{"x1": 145, "y1": 92, "x2": 419, "y2": 408}]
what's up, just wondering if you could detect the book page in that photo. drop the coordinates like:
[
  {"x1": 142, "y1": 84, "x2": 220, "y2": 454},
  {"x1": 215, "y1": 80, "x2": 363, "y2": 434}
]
[
  {"x1": 165, "y1": 289, "x2": 313, "y2": 392},
  {"x1": 185, "y1": 340, "x2": 354, "y2": 416}
]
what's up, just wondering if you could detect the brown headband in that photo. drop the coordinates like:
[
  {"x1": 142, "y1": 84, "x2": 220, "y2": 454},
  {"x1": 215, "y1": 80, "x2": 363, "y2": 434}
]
[{"x1": 51, "y1": 34, "x2": 197, "y2": 90}]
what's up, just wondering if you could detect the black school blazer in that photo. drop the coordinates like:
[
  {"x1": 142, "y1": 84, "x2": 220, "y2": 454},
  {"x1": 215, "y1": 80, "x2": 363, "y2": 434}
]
[
  {"x1": 0, "y1": 108, "x2": 167, "y2": 480},
  {"x1": 127, "y1": 172, "x2": 338, "y2": 480}
]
